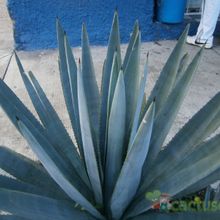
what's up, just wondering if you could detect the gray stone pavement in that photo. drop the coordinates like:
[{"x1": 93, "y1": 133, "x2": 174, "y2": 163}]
[{"x1": 0, "y1": 0, "x2": 220, "y2": 159}]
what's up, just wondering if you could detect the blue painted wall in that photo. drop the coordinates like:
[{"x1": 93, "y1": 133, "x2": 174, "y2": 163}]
[{"x1": 8, "y1": 0, "x2": 185, "y2": 50}]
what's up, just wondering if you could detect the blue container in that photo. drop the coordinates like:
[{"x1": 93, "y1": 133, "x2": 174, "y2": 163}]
[{"x1": 157, "y1": 0, "x2": 187, "y2": 24}]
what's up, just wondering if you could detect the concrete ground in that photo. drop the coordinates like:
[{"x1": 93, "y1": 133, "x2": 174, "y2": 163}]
[{"x1": 0, "y1": 0, "x2": 220, "y2": 160}]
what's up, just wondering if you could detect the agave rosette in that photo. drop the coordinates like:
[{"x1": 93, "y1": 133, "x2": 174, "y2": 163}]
[{"x1": 0, "y1": 12, "x2": 220, "y2": 220}]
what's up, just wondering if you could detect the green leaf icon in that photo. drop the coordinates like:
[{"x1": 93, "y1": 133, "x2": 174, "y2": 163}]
[{"x1": 146, "y1": 190, "x2": 161, "y2": 201}]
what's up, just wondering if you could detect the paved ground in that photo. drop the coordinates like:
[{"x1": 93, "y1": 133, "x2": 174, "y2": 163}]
[{"x1": 0, "y1": 0, "x2": 220, "y2": 160}]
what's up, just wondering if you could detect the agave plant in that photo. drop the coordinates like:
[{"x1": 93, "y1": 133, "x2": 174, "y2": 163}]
[{"x1": 0, "y1": 12, "x2": 220, "y2": 220}]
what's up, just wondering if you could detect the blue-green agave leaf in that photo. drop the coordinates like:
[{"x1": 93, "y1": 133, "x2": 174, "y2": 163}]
[
  {"x1": 122, "y1": 20, "x2": 139, "y2": 70},
  {"x1": 81, "y1": 23, "x2": 102, "y2": 177},
  {"x1": 19, "y1": 74, "x2": 90, "y2": 199},
  {"x1": 157, "y1": 134, "x2": 220, "y2": 201},
  {"x1": 140, "y1": 91, "x2": 220, "y2": 193},
  {"x1": 128, "y1": 134, "x2": 220, "y2": 218},
  {"x1": 176, "y1": 166, "x2": 220, "y2": 199},
  {"x1": 64, "y1": 34, "x2": 83, "y2": 157},
  {"x1": 159, "y1": 134, "x2": 220, "y2": 184},
  {"x1": 14, "y1": 52, "x2": 90, "y2": 188},
  {"x1": 204, "y1": 106, "x2": 220, "y2": 137},
  {"x1": 0, "y1": 87, "x2": 90, "y2": 197},
  {"x1": 143, "y1": 24, "x2": 190, "y2": 117},
  {"x1": 0, "y1": 215, "x2": 29, "y2": 220},
  {"x1": 0, "y1": 175, "x2": 60, "y2": 199},
  {"x1": 0, "y1": 79, "x2": 42, "y2": 132},
  {"x1": 28, "y1": 71, "x2": 90, "y2": 186},
  {"x1": 128, "y1": 59, "x2": 148, "y2": 152},
  {"x1": 103, "y1": 52, "x2": 120, "y2": 172},
  {"x1": 77, "y1": 64, "x2": 103, "y2": 205},
  {"x1": 105, "y1": 71, "x2": 126, "y2": 203},
  {"x1": 110, "y1": 102, "x2": 155, "y2": 220},
  {"x1": 57, "y1": 19, "x2": 86, "y2": 159},
  {"x1": 175, "y1": 52, "x2": 189, "y2": 86},
  {"x1": 139, "y1": 92, "x2": 148, "y2": 124},
  {"x1": 0, "y1": 188, "x2": 95, "y2": 220},
  {"x1": 99, "y1": 11, "x2": 121, "y2": 165},
  {"x1": 171, "y1": 134, "x2": 220, "y2": 198},
  {"x1": 0, "y1": 91, "x2": 94, "y2": 205},
  {"x1": 81, "y1": 23, "x2": 100, "y2": 138},
  {"x1": 56, "y1": 19, "x2": 75, "y2": 130},
  {"x1": 0, "y1": 84, "x2": 93, "y2": 204},
  {"x1": 145, "y1": 134, "x2": 220, "y2": 199},
  {"x1": 14, "y1": 52, "x2": 48, "y2": 124},
  {"x1": 17, "y1": 120, "x2": 104, "y2": 219},
  {"x1": 141, "y1": 47, "x2": 203, "y2": 180},
  {"x1": 0, "y1": 146, "x2": 60, "y2": 193},
  {"x1": 107, "y1": 51, "x2": 120, "y2": 120},
  {"x1": 124, "y1": 31, "x2": 141, "y2": 143}
]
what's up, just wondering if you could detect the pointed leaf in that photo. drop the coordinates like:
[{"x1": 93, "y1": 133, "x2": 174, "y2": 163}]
[
  {"x1": 0, "y1": 92, "x2": 95, "y2": 204},
  {"x1": 107, "y1": 51, "x2": 120, "y2": 119},
  {"x1": 144, "y1": 134, "x2": 220, "y2": 201},
  {"x1": 0, "y1": 79, "x2": 42, "y2": 132},
  {"x1": 99, "y1": 11, "x2": 121, "y2": 164},
  {"x1": 0, "y1": 175, "x2": 61, "y2": 199},
  {"x1": 160, "y1": 134, "x2": 220, "y2": 184},
  {"x1": 124, "y1": 31, "x2": 141, "y2": 141},
  {"x1": 141, "y1": 47, "x2": 203, "y2": 179},
  {"x1": 176, "y1": 167, "x2": 220, "y2": 198},
  {"x1": 156, "y1": 135, "x2": 220, "y2": 202},
  {"x1": 81, "y1": 23, "x2": 100, "y2": 137},
  {"x1": 161, "y1": 134, "x2": 220, "y2": 199},
  {"x1": 56, "y1": 19, "x2": 75, "y2": 131},
  {"x1": 105, "y1": 71, "x2": 126, "y2": 203},
  {"x1": 143, "y1": 24, "x2": 190, "y2": 116},
  {"x1": 122, "y1": 20, "x2": 139, "y2": 70},
  {"x1": 17, "y1": 120, "x2": 103, "y2": 219},
  {"x1": 175, "y1": 53, "x2": 189, "y2": 86},
  {"x1": 128, "y1": 134, "x2": 220, "y2": 217},
  {"x1": 140, "y1": 91, "x2": 220, "y2": 193},
  {"x1": 14, "y1": 53, "x2": 90, "y2": 188},
  {"x1": 64, "y1": 34, "x2": 84, "y2": 157},
  {"x1": 0, "y1": 85, "x2": 92, "y2": 199},
  {"x1": 57, "y1": 19, "x2": 85, "y2": 160},
  {"x1": 0, "y1": 83, "x2": 93, "y2": 202},
  {"x1": 28, "y1": 71, "x2": 90, "y2": 187},
  {"x1": 103, "y1": 52, "x2": 120, "y2": 171},
  {"x1": 110, "y1": 102, "x2": 155, "y2": 220},
  {"x1": 14, "y1": 52, "x2": 48, "y2": 124},
  {"x1": 0, "y1": 188, "x2": 95, "y2": 220},
  {"x1": 81, "y1": 24, "x2": 102, "y2": 177},
  {"x1": 77, "y1": 65, "x2": 103, "y2": 205},
  {"x1": 0, "y1": 146, "x2": 61, "y2": 193},
  {"x1": 128, "y1": 60, "x2": 148, "y2": 152}
]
